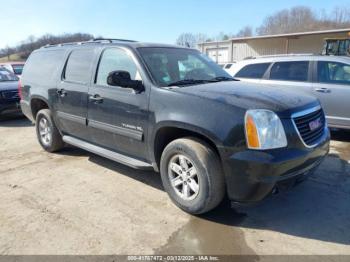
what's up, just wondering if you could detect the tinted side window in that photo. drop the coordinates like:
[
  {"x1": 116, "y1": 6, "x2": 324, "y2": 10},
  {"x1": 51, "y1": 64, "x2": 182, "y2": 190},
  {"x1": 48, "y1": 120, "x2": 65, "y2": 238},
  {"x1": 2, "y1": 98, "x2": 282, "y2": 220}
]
[
  {"x1": 235, "y1": 63, "x2": 270, "y2": 79},
  {"x1": 12, "y1": 65, "x2": 24, "y2": 75},
  {"x1": 22, "y1": 50, "x2": 65, "y2": 84},
  {"x1": 64, "y1": 49, "x2": 95, "y2": 83},
  {"x1": 96, "y1": 48, "x2": 140, "y2": 86},
  {"x1": 318, "y1": 61, "x2": 350, "y2": 85},
  {"x1": 270, "y1": 61, "x2": 309, "y2": 82}
]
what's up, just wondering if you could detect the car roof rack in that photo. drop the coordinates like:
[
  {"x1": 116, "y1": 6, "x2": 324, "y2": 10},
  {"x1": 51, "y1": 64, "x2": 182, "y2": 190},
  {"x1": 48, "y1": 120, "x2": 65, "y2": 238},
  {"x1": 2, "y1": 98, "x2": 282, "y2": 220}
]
[
  {"x1": 244, "y1": 53, "x2": 316, "y2": 60},
  {"x1": 42, "y1": 38, "x2": 138, "y2": 49},
  {"x1": 42, "y1": 42, "x2": 82, "y2": 48},
  {"x1": 91, "y1": 38, "x2": 137, "y2": 43}
]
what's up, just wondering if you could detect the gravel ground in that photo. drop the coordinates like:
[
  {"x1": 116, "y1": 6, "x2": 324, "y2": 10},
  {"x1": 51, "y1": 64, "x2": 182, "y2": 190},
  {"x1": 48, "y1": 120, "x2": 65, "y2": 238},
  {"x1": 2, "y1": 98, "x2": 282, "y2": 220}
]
[{"x1": 0, "y1": 116, "x2": 349, "y2": 255}]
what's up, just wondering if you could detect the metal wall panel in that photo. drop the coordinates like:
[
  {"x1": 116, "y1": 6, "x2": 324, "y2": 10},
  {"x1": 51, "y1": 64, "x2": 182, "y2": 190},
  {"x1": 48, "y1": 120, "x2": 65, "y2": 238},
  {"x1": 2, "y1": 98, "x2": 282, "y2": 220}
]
[{"x1": 199, "y1": 31, "x2": 350, "y2": 62}]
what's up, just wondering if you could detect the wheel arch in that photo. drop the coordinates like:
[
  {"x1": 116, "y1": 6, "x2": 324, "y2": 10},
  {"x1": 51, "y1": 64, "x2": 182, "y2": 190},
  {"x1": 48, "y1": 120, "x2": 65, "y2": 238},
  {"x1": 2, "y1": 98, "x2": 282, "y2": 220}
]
[
  {"x1": 152, "y1": 122, "x2": 223, "y2": 171},
  {"x1": 30, "y1": 96, "x2": 50, "y2": 120}
]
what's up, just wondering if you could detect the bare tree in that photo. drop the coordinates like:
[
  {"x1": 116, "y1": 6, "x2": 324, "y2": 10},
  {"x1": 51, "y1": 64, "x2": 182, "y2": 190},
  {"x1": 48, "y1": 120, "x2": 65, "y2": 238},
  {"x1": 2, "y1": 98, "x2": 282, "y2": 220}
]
[
  {"x1": 176, "y1": 33, "x2": 212, "y2": 47},
  {"x1": 256, "y1": 6, "x2": 350, "y2": 35},
  {"x1": 331, "y1": 6, "x2": 350, "y2": 24},
  {"x1": 0, "y1": 33, "x2": 94, "y2": 60},
  {"x1": 215, "y1": 32, "x2": 228, "y2": 41},
  {"x1": 4, "y1": 46, "x2": 13, "y2": 60},
  {"x1": 176, "y1": 33, "x2": 197, "y2": 48},
  {"x1": 195, "y1": 33, "x2": 209, "y2": 44},
  {"x1": 236, "y1": 26, "x2": 253, "y2": 37}
]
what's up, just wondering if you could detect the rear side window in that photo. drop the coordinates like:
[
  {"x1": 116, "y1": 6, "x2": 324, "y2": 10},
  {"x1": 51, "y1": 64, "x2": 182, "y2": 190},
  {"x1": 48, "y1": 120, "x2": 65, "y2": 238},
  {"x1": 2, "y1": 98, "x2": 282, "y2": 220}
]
[
  {"x1": 270, "y1": 61, "x2": 309, "y2": 82},
  {"x1": 235, "y1": 63, "x2": 270, "y2": 79},
  {"x1": 64, "y1": 49, "x2": 95, "y2": 83},
  {"x1": 225, "y1": 63, "x2": 233, "y2": 69},
  {"x1": 317, "y1": 61, "x2": 350, "y2": 85},
  {"x1": 22, "y1": 50, "x2": 65, "y2": 84},
  {"x1": 12, "y1": 64, "x2": 24, "y2": 75}
]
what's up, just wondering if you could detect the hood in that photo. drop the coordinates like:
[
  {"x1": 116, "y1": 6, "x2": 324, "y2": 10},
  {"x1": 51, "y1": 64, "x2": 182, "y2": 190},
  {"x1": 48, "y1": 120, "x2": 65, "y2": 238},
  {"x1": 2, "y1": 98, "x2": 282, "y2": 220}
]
[
  {"x1": 0, "y1": 81, "x2": 18, "y2": 91},
  {"x1": 171, "y1": 81, "x2": 319, "y2": 118}
]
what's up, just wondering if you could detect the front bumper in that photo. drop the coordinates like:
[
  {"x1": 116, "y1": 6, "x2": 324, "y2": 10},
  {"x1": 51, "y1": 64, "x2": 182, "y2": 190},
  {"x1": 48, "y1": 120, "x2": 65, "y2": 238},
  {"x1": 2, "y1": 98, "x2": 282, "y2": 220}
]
[
  {"x1": 0, "y1": 100, "x2": 22, "y2": 115},
  {"x1": 221, "y1": 128, "x2": 330, "y2": 203},
  {"x1": 20, "y1": 100, "x2": 34, "y2": 122}
]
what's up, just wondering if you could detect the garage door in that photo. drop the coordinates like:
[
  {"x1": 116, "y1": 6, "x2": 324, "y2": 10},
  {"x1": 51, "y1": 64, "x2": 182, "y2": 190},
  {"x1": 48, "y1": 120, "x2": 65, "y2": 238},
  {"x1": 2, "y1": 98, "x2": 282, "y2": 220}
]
[{"x1": 206, "y1": 48, "x2": 229, "y2": 63}]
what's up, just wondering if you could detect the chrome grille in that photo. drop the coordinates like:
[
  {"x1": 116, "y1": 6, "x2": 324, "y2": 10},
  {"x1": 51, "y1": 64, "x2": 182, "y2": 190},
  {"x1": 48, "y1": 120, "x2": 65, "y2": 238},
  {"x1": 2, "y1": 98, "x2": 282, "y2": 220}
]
[
  {"x1": 293, "y1": 108, "x2": 326, "y2": 147},
  {"x1": 1, "y1": 90, "x2": 19, "y2": 100}
]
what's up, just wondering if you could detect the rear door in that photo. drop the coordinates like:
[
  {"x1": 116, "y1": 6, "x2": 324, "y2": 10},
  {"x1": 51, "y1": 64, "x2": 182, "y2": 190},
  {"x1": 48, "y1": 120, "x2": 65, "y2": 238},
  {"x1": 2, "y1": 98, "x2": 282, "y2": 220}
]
[
  {"x1": 87, "y1": 47, "x2": 150, "y2": 160},
  {"x1": 234, "y1": 62, "x2": 271, "y2": 83},
  {"x1": 313, "y1": 60, "x2": 350, "y2": 128},
  {"x1": 54, "y1": 48, "x2": 96, "y2": 140},
  {"x1": 260, "y1": 60, "x2": 313, "y2": 95}
]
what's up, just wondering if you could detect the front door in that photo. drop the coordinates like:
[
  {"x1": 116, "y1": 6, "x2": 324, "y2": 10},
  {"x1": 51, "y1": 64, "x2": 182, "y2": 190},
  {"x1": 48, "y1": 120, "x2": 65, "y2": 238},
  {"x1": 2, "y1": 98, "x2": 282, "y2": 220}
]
[
  {"x1": 314, "y1": 61, "x2": 350, "y2": 128},
  {"x1": 54, "y1": 48, "x2": 96, "y2": 140},
  {"x1": 87, "y1": 47, "x2": 149, "y2": 160}
]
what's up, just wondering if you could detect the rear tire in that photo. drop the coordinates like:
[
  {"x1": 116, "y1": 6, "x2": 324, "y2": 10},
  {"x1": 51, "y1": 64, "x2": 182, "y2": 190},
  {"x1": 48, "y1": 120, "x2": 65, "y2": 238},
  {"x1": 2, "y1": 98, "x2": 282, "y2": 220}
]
[
  {"x1": 160, "y1": 137, "x2": 225, "y2": 214},
  {"x1": 36, "y1": 109, "x2": 64, "y2": 152}
]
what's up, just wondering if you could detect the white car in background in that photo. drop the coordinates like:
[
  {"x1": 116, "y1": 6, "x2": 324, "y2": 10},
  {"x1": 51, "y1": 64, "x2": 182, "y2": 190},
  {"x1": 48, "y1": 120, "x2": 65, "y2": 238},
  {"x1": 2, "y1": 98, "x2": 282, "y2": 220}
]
[
  {"x1": 0, "y1": 62, "x2": 25, "y2": 77},
  {"x1": 219, "y1": 62, "x2": 236, "y2": 75},
  {"x1": 230, "y1": 55, "x2": 350, "y2": 130}
]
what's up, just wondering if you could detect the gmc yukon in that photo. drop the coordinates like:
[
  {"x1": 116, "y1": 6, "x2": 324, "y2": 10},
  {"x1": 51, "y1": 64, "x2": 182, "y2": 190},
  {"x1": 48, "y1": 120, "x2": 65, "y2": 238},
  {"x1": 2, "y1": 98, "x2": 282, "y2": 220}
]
[{"x1": 20, "y1": 39, "x2": 330, "y2": 214}]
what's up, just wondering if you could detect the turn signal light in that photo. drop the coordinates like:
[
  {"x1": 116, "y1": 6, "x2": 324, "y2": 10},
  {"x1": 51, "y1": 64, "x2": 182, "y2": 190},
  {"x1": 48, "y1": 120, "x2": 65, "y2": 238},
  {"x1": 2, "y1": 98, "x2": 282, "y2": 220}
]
[{"x1": 245, "y1": 114, "x2": 260, "y2": 149}]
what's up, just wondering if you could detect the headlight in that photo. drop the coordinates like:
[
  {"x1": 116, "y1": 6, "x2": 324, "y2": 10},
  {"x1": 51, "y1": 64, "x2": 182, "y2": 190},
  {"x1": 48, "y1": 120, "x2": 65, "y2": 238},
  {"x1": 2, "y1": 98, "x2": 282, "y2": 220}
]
[{"x1": 245, "y1": 109, "x2": 287, "y2": 150}]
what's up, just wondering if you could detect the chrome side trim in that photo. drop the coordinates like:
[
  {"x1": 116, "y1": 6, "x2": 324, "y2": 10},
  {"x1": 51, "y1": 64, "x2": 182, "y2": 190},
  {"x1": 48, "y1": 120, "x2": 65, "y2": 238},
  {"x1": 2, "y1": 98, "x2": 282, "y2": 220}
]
[
  {"x1": 88, "y1": 120, "x2": 143, "y2": 141},
  {"x1": 56, "y1": 111, "x2": 86, "y2": 125},
  {"x1": 291, "y1": 105, "x2": 321, "y2": 118},
  {"x1": 327, "y1": 116, "x2": 350, "y2": 121}
]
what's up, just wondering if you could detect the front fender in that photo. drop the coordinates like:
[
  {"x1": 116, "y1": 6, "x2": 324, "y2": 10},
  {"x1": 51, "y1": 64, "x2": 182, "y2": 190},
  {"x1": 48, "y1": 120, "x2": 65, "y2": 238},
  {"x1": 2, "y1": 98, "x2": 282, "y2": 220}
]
[{"x1": 151, "y1": 120, "x2": 223, "y2": 147}]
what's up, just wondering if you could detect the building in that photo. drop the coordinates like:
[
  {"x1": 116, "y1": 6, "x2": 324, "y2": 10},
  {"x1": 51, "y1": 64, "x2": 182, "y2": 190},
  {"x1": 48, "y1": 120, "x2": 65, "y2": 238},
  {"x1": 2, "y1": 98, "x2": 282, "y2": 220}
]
[{"x1": 198, "y1": 28, "x2": 350, "y2": 63}]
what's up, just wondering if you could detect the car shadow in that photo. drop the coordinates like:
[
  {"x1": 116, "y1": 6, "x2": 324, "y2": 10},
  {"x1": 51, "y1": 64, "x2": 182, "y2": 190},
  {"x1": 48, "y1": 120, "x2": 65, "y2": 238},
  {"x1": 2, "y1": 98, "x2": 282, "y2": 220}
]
[
  {"x1": 89, "y1": 154, "x2": 164, "y2": 191},
  {"x1": 57, "y1": 141, "x2": 350, "y2": 246},
  {"x1": 201, "y1": 153, "x2": 350, "y2": 246},
  {"x1": 0, "y1": 115, "x2": 33, "y2": 127},
  {"x1": 58, "y1": 146, "x2": 164, "y2": 191},
  {"x1": 331, "y1": 129, "x2": 350, "y2": 142}
]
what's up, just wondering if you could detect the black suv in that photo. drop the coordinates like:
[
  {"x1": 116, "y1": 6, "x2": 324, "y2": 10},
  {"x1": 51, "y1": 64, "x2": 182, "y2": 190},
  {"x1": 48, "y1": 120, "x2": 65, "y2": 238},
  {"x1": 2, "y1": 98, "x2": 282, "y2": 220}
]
[
  {"x1": 20, "y1": 39, "x2": 330, "y2": 214},
  {"x1": 0, "y1": 67, "x2": 21, "y2": 116}
]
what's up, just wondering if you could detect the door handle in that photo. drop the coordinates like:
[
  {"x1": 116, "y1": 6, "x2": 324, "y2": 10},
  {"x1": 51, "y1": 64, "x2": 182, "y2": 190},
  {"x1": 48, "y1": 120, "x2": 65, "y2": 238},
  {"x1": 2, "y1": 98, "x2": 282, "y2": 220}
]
[
  {"x1": 315, "y1": 87, "x2": 331, "y2": 93},
  {"x1": 89, "y1": 94, "x2": 104, "y2": 104},
  {"x1": 56, "y1": 89, "x2": 67, "y2": 97}
]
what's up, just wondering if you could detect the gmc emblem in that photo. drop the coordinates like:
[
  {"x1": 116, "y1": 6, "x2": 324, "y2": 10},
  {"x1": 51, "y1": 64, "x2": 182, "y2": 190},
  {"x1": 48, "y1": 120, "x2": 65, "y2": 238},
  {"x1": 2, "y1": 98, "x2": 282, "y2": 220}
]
[{"x1": 309, "y1": 118, "x2": 322, "y2": 131}]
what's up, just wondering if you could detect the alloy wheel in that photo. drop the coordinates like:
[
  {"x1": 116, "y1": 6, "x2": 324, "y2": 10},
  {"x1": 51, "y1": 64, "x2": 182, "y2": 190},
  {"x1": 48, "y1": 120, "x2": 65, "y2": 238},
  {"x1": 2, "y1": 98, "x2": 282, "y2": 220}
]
[{"x1": 168, "y1": 154, "x2": 200, "y2": 201}]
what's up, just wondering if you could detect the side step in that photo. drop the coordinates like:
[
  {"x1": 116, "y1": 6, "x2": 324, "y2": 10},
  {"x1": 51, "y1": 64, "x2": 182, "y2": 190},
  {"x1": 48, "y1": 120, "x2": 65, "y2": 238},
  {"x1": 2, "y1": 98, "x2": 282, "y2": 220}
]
[{"x1": 62, "y1": 136, "x2": 154, "y2": 171}]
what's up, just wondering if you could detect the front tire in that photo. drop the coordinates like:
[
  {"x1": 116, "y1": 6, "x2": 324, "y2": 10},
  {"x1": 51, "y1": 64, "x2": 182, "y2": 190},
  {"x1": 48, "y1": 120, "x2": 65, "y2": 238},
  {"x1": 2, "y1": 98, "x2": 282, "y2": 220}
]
[
  {"x1": 36, "y1": 109, "x2": 64, "y2": 152},
  {"x1": 160, "y1": 137, "x2": 225, "y2": 214}
]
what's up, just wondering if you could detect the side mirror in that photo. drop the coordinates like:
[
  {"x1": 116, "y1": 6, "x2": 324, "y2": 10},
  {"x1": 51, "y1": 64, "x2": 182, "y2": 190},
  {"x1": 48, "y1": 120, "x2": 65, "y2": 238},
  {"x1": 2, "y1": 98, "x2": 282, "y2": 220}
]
[{"x1": 107, "y1": 70, "x2": 144, "y2": 92}]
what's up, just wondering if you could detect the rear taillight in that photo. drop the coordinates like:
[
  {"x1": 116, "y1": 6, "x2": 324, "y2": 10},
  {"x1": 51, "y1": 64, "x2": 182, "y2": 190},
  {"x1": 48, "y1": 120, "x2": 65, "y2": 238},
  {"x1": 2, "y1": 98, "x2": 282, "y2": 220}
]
[{"x1": 18, "y1": 79, "x2": 23, "y2": 100}]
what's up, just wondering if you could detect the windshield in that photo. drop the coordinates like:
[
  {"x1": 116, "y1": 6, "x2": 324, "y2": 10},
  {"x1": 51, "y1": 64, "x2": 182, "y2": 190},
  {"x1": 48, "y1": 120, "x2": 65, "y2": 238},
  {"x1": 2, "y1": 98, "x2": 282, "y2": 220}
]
[
  {"x1": 0, "y1": 68, "x2": 19, "y2": 82},
  {"x1": 138, "y1": 47, "x2": 233, "y2": 87}
]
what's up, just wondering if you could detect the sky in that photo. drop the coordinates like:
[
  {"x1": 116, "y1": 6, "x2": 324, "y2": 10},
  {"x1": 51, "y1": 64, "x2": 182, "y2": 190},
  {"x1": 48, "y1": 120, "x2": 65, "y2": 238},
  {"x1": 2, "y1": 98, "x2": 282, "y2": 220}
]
[{"x1": 1, "y1": 0, "x2": 350, "y2": 48}]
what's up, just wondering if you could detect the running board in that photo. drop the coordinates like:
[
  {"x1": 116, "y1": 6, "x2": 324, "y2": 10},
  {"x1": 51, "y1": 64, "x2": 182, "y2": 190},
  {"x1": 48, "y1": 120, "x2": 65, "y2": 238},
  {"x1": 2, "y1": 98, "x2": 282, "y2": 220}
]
[{"x1": 62, "y1": 136, "x2": 154, "y2": 170}]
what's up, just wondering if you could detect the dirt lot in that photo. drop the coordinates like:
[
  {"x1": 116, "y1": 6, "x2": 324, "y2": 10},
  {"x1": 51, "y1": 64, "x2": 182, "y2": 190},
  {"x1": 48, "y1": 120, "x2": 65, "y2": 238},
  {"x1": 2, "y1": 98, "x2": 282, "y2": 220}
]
[{"x1": 0, "y1": 116, "x2": 349, "y2": 255}]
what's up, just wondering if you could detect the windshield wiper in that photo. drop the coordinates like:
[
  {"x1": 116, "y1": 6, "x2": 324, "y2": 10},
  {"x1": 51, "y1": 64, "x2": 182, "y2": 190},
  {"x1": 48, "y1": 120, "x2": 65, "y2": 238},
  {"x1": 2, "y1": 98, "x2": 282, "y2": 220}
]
[
  {"x1": 167, "y1": 79, "x2": 210, "y2": 87},
  {"x1": 167, "y1": 77, "x2": 238, "y2": 87},
  {"x1": 209, "y1": 76, "x2": 237, "y2": 82}
]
